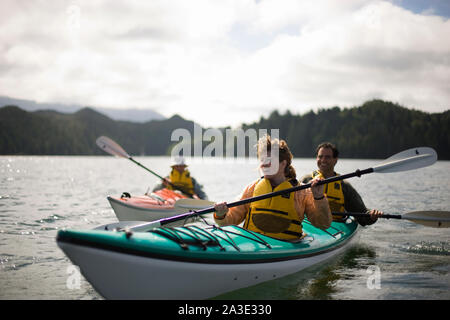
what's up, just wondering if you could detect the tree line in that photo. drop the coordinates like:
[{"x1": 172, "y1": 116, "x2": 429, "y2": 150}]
[
  {"x1": 242, "y1": 100, "x2": 449, "y2": 160},
  {"x1": 0, "y1": 106, "x2": 197, "y2": 156},
  {"x1": 0, "y1": 99, "x2": 448, "y2": 159}
]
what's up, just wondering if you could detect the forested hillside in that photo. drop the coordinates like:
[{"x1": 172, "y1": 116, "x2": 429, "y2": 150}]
[
  {"x1": 0, "y1": 106, "x2": 196, "y2": 155},
  {"x1": 1, "y1": 100, "x2": 449, "y2": 159},
  {"x1": 242, "y1": 100, "x2": 449, "y2": 159}
]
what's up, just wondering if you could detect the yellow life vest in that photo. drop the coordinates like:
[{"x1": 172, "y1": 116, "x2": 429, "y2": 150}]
[
  {"x1": 168, "y1": 169, "x2": 195, "y2": 196},
  {"x1": 244, "y1": 178, "x2": 302, "y2": 240},
  {"x1": 312, "y1": 170, "x2": 345, "y2": 220}
]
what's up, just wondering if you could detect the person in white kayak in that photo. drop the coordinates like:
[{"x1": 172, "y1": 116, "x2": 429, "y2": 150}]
[
  {"x1": 300, "y1": 142, "x2": 383, "y2": 226},
  {"x1": 213, "y1": 135, "x2": 331, "y2": 241},
  {"x1": 152, "y1": 156, "x2": 208, "y2": 200}
]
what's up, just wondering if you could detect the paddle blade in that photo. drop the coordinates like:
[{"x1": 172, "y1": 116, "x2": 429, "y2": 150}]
[
  {"x1": 402, "y1": 211, "x2": 450, "y2": 228},
  {"x1": 373, "y1": 147, "x2": 437, "y2": 173},
  {"x1": 96, "y1": 136, "x2": 130, "y2": 158},
  {"x1": 175, "y1": 199, "x2": 215, "y2": 209}
]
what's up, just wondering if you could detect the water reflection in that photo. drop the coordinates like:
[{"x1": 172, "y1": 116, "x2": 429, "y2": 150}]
[
  {"x1": 296, "y1": 245, "x2": 377, "y2": 300},
  {"x1": 213, "y1": 244, "x2": 377, "y2": 300}
]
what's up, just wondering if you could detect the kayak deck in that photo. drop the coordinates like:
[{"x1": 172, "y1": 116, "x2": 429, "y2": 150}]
[
  {"x1": 57, "y1": 218, "x2": 358, "y2": 264},
  {"x1": 109, "y1": 188, "x2": 187, "y2": 210}
]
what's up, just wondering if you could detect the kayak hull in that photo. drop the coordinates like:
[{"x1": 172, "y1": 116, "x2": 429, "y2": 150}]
[
  {"x1": 57, "y1": 220, "x2": 358, "y2": 299},
  {"x1": 58, "y1": 232, "x2": 357, "y2": 299},
  {"x1": 108, "y1": 189, "x2": 212, "y2": 222}
]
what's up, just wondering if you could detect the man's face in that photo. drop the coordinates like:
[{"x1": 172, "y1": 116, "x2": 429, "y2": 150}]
[
  {"x1": 316, "y1": 147, "x2": 337, "y2": 173},
  {"x1": 173, "y1": 165, "x2": 187, "y2": 173}
]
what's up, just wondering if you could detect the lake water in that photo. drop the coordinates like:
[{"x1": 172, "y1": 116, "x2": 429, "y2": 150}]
[{"x1": 0, "y1": 156, "x2": 449, "y2": 300}]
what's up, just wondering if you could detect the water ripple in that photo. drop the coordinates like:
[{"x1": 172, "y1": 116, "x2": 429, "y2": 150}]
[
  {"x1": 1, "y1": 254, "x2": 63, "y2": 271},
  {"x1": 35, "y1": 214, "x2": 66, "y2": 224},
  {"x1": 402, "y1": 241, "x2": 450, "y2": 256}
]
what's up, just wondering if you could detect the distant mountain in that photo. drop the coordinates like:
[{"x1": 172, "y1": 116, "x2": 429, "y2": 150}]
[
  {"x1": 0, "y1": 96, "x2": 165, "y2": 123},
  {"x1": 0, "y1": 105, "x2": 196, "y2": 155}
]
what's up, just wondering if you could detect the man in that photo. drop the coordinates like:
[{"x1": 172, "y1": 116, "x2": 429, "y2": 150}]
[
  {"x1": 301, "y1": 142, "x2": 383, "y2": 226},
  {"x1": 152, "y1": 156, "x2": 208, "y2": 200}
]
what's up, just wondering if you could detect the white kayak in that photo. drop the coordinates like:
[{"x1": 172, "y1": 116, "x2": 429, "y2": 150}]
[{"x1": 108, "y1": 188, "x2": 215, "y2": 221}]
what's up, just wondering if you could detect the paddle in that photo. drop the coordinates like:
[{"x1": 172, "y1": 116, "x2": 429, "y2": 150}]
[
  {"x1": 96, "y1": 136, "x2": 195, "y2": 197},
  {"x1": 128, "y1": 146, "x2": 437, "y2": 230},
  {"x1": 332, "y1": 211, "x2": 450, "y2": 228},
  {"x1": 174, "y1": 198, "x2": 216, "y2": 210}
]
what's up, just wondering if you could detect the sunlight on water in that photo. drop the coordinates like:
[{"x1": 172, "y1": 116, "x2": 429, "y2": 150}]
[
  {"x1": 0, "y1": 156, "x2": 449, "y2": 299},
  {"x1": 402, "y1": 241, "x2": 450, "y2": 256}
]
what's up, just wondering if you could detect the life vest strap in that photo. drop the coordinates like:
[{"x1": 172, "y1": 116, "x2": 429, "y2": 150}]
[
  {"x1": 282, "y1": 230, "x2": 303, "y2": 237},
  {"x1": 246, "y1": 178, "x2": 303, "y2": 240},
  {"x1": 253, "y1": 207, "x2": 290, "y2": 216}
]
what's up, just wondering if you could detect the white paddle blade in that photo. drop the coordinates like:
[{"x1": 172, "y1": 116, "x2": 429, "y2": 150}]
[
  {"x1": 93, "y1": 221, "x2": 150, "y2": 231},
  {"x1": 175, "y1": 199, "x2": 215, "y2": 209},
  {"x1": 403, "y1": 211, "x2": 450, "y2": 228},
  {"x1": 373, "y1": 147, "x2": 437, "y2": 173},
  {"x1": 96, "y1": 136, "x2": 130, "y2": 158}
]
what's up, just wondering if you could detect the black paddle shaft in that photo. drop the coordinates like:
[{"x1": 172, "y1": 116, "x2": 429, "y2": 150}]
[
  {"x1": 130, "y1": 157, "x2": 195, "y2": 197},
  {"x1": 129, "y1": 157, "x2": 166, "y2": 181},
  {"x1": 159, "y1": 167, "x2": 374, "y2": 226},
  {"x1": 332, "y1": 212, "x2": 402, "y2": 219},
  {"x1": 229, "y1": 167, "x2": 374, "y2": 208}
]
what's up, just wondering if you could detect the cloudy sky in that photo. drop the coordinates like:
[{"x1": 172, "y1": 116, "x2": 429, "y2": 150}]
[{"x1": 1, "y1": 0, "x2": 449, "y2": 127}]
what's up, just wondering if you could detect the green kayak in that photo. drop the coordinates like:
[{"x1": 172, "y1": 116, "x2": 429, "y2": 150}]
[{"x1": 57, "y1": 217, "x2": 358, "y2": 299}]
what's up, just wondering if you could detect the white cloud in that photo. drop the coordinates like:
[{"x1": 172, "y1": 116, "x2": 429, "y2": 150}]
[{"x1": 0, "y1": 0, "x2": 449, "y2": 128}]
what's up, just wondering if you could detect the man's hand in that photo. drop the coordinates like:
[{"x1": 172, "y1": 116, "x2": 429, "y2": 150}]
[{"x1": 368, "y1": 209, "x2": 383, "y2": 221}]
